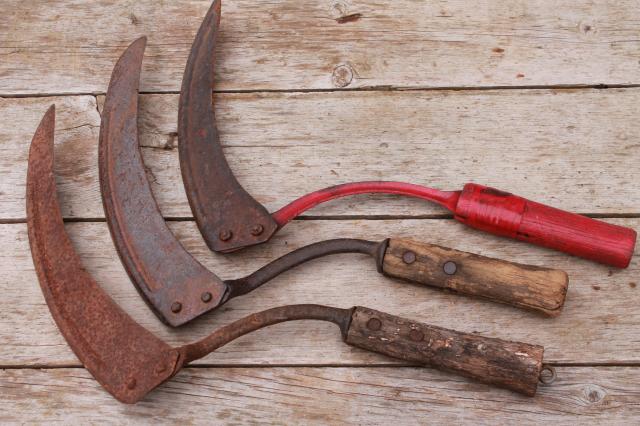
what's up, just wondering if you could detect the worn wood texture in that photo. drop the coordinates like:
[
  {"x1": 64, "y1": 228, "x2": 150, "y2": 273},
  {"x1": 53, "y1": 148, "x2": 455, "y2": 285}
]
[
  {"x1": 2, "y1": 0, "x2": 640, "y2": 94},
  {"x1": 345, "y1": 307, "x2": 544, "y2": 396},
  {"x1": 2, "y1": 89, "x2": 640, "y2": 220},
  {"x1": 1, "y1": 219, "x2": 638, "y2": 367},
  {"x1": 3, "y1": 0, "x2": 640, "y2": 421},
  {"x1": 383, "y1": 238, "x2": 569, "y2": 316},
  {"x1": 1, "y1": 367, "x2": 638, "y2": 424}
]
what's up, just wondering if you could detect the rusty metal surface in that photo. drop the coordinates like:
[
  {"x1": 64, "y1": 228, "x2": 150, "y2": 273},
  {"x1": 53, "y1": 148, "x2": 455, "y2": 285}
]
[
  {"x1": 26, "y1": 106, "x2": 180, "y2": 404},
  {"x1": 227, "y1": 239, "x2": 385, "y2": 298},
  {"x1": 26, "y1": 126, "x2": 547, "y2": 399},
  {"x1": 177, "y1": 2, "x2": 460, "y2": 255},
  {"x1": 99, "y1": 34, "x2": 570, "y2": 325},
  {"x1": 179, "y1": 305, "x2": 354, "y2": 364},
  {"x1": 178, "y1": 0, "x2": 278, "y2": 253},
  {"x1": 99, "y1": 37, "x2": 228, "y2": 327},
  {"x1": 98, "y1": 37, "x2": 396, "y2": 327},
  {"x1": 25, "y1": 107, "x2": 356, "y2": 403}
]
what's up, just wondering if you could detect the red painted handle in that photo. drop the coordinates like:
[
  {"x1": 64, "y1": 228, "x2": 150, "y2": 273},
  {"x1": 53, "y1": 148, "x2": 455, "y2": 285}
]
[
  {"x1": 454, "y1": 184, "x2": 637, "y2": 268},
  {"x1": 272, "y1": 181, "x2": 636, "y2": 268}
]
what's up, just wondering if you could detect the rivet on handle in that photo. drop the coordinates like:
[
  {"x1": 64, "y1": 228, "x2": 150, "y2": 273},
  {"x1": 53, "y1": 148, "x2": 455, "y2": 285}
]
[
  {"x1": 402, "y1": 251, "x2": 417, "y2": 264},
  {"x1": 366, "y1": 318, "x2": 382, "y2": 331},
  {"x1": 443, "y1": 261, "x2": 457, "y2": 275}
]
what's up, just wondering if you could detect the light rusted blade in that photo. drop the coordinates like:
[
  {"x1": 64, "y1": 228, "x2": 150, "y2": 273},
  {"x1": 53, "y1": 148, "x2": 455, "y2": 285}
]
[
  {"x1": 178, "y1": 0, "x2": 278, "y2": 253},
  {"x1": 25, "y1": 107, "x2": 351, "y2": 404},
  {"x1": 26, "y1": 106, "x2": 180, "y2": 404},
  {"x1": 99, "y1": 37, "x2": 228, "y2": 326}
]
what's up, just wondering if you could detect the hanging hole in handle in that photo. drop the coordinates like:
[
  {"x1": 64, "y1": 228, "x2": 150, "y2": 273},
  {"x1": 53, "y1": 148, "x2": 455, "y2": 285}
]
[{"x1": 539, "y1": 365, "x2": 557, "y2": 385}]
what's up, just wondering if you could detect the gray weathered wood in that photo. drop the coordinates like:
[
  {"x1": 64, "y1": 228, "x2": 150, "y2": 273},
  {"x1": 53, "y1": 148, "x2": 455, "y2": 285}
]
[
  {"x1": 0, "y1": 367, "x2": 638, "y2": 424},
  {"x1": 2, "y1": 218, "x2": 637, "y2": 366},
  {"x1": 2, "y1": 1, "x2": 640, "y2": 94},
  {"x1": 3, "y1": 89, "x2": 640, "y2": 220},
  {"x1": 4, "y1": 1, "x2": 640, "y2": 419}
]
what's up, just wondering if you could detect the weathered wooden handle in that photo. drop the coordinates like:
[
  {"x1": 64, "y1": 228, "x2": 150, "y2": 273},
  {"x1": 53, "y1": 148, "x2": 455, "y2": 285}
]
[
  {"x1": 345, "y1": 307, "x2": 544, "y2": 396},
  {"x1": 382, "y1": 238, "x2": 568, "y2": 316}
]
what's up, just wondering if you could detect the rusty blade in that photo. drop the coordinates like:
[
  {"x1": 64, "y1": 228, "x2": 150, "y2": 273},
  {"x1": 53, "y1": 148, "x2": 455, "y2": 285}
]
[
  {"x1": 100, "y1": 38, "x2": 389, "y2": 327},
  {"x1": 99, "y1": 37, "x2": 228, "y2": 327},
  {"x1": 25, "y1": 109, "x2": 353, "y2": 402},
  {"x1": 26, "y1": 116, "x2": 546, "y2": 399},
  {"x1": 178, "y1": 0, "x2": 277, "y2": 253},
  {"x1": 26, "y1": 106, "x2": 180, "y2": 404}
]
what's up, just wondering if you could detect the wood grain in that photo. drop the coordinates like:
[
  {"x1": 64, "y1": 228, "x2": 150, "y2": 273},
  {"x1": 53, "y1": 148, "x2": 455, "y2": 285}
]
[
  {"x1": 2, "y1": 1, "x2": 640, "y2": 95},
  {"x1": 383, "y1": 238, "x2": 568, "y2": 316},
  {"x1": 346, "y1": 307, "x2": 544, "y2": 396},
  {"x1": 3, "y1": 1, "x2": 640, "y2": 419},
  {"x1": 2, "y1": 88, "x2": 640, "y2": 220},
  {"x1": 2, "y1": 218, "x2": 638, "y2": 367},
  {"x1": 1, "y1": 367, "x2": 638, "y2": 423}
]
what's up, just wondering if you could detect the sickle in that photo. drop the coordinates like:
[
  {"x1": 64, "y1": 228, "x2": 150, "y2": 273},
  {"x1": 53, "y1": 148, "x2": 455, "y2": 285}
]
[
  {"x1": 27, "y1": 108, "x2": 552, "y2": 401},
  {"x1": 100, "y1": 38, "x2": 570, "y2": 326},
  {"x1": 178, "y1": 0, "x2": 636, "y2": 267}
]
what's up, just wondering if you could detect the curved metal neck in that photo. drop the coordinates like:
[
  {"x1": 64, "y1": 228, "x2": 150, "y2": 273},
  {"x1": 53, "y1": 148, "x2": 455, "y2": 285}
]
[
  {"x1": 225, "y1": 239, "x2": 387, "y2": 299},
  {"x1": 271, "y1": 182, "x2": 461, "y2": 227},
  {"x1": 178, "y1": 305, "x2": 354, "y2": 365}
]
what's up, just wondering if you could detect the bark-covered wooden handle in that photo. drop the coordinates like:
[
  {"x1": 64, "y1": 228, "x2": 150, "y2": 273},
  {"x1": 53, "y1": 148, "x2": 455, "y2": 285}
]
[
  {"x1": 382, "y1": 238, "x2": 568, "y2": 316},
  {"x1": 345, "y1": 307, "x2": 544, "y2": 396}
]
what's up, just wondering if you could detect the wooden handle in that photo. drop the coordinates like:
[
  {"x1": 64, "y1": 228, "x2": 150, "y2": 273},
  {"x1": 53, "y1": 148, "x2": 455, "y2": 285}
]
[
  {"x1": 345, "y1": 307, "x2": 544, "y2": 396},
  {"x1": 382, "y1": 238, "x2": 568, "y2": 316},
  {"x1": 454, "y1": 183, "x2": 637, "y2": 268}
]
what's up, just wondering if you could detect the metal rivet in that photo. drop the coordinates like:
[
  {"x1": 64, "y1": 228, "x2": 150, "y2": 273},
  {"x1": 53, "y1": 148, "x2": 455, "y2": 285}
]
[
  {"x1": 201, "y1": 292, "x2": 213, "y2": 303},
  {"x1": 171, "y1": 302, "x2": 182, "y2": 313},
  {"x1": 219, "y1": 230, "x2": 233, "y2": 241},
  {"x1": 402, "y1": 251, "x2": 417, "y2": 265},
  {"x1": 366, "y1": 318, "x2": 382, "y2": 331},
  {"x1": 126, "y1": 377, "x2": 137, "y2": 390},
  {"x1": 409, "y1": 329, "x2": 424, "y2": 342},
  {"x1": 250, "y1": 224, "x2": 264, "y2": 236},
  {"x1": 443, "y1": 261, "x2": 457, "y2": 275}
]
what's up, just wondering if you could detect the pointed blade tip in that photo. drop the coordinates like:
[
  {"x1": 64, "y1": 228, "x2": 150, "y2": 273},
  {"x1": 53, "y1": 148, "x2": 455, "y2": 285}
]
[
  {"x1": 130, "y1": 36, "x2": 147, "y2": 54},
  {"x1": 28, "y1": 105, "x2": 56, "y2": 165},
  {"x1": 42, "y1": 104, "x2": 56, "y2": 132}
]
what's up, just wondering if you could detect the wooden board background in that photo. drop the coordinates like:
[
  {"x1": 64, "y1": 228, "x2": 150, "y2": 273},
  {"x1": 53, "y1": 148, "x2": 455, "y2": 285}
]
[{"x1": 1, "y1": 0, "x2": 639, "y2": 423}]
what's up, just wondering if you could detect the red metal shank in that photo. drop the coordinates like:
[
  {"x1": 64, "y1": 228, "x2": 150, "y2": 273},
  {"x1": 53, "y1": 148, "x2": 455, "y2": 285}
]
[
  {"x1": 272, "y1": 181, "x2": 461, "y2": 226},
  {"x1": 271, "y1": 181, "x2": 637, "y2": 268}
]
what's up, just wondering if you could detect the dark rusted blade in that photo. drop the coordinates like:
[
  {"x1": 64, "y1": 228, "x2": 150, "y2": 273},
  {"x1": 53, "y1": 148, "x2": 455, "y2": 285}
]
[
  {"x1": 99, "y1": 37, "x2": 228, "y2": 326},
  {"x1": 178, "y1": 0, "x2": 277, "y2": 253},
  {"x1": 26, "y1": 106, "x2": 180, "y2": 404}
]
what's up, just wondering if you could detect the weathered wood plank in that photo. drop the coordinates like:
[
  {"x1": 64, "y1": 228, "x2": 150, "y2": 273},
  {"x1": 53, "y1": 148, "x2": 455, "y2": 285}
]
[
  {"x1": 1, "y1": 366, "x2": 638, "y2": 424},
  {"x1": 3, "y1": 89, "x2": 640, "y2": 220},
  {"x1": 2, "y1": 219, "x2": 638, "y2": 366},
  {"x1": 2, "y1": 1, "x2": 640, "y2": 94}
]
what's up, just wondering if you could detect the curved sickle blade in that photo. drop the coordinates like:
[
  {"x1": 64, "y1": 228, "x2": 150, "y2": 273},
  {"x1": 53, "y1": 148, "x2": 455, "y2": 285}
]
[
  {"x1": 178, "y1": 0, "x2": 278, "y2": 253},
  {"x1": 26, "y1": 106, "x2": 180, "y2": 404},
  {"x1": 99, "y1": 37, "x2": 228, "y2": 326}
]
